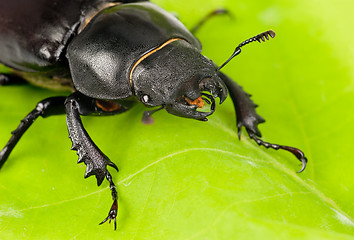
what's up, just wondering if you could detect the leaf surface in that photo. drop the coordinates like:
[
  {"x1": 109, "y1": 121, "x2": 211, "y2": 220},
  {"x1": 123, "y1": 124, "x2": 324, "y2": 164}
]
[{"x1": 0, "y1": 0, "x2": 353, "y2": 239}]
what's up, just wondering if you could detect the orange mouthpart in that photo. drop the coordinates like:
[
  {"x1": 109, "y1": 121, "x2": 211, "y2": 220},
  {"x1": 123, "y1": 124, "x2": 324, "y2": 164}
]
[{"x1": 185, "y1": 96, "x2": 205, "y2": 109}]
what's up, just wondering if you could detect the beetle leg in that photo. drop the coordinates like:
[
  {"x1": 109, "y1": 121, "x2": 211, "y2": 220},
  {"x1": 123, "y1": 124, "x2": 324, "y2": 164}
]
[
  {"x1": 0, "y1": 73, "x2": 27, "y2": 85},
  {"x1": 217, "y1": 72, "x2": 264, "y2": 138},
  {"x1": 190, "y1": 8, "x2": 230, "y2": 34},
  {"x1": 0, "y1": 97, "x2": 66, "y2": 168},
  {"x1": 65, "y1": 92, "x2": 127, "y2": 229},
  {"x1": 218, "y1": 72, "x2": 307, "y2": 172}
]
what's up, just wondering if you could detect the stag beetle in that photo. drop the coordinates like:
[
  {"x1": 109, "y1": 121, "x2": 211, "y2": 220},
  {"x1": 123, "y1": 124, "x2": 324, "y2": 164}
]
[{"x1": 0, "y1": 0, "x2": 307, "y2": 229}]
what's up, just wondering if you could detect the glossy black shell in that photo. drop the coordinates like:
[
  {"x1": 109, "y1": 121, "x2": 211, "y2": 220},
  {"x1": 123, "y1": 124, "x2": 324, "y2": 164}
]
[
  {"x1": 0, "y1": 0, "x2": 147, "y2": 72},
  {"x1": 67, "y1": 2, "x2": 201, "y2": 100}
]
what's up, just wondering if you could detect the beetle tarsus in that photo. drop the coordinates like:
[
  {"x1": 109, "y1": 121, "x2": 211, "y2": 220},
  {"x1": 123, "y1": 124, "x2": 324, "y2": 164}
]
[
  {"x1": 248, "y1": 132, "x2": 307, "y2": 173},
  {"x1": 100, "y1": 198, "x2": 118, "y2": 230},
  {"x1": 0, "y1": 97, "x2": 66, "y2": 169},
  {"x1": 99, "y1": 171, "x2": 118, "y2": 230}
]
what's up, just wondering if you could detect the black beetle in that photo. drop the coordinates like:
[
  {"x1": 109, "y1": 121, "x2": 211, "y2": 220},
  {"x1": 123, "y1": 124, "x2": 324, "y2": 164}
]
[{"x1": 0, "y1": 0, "x2": 307, "y2": 229}]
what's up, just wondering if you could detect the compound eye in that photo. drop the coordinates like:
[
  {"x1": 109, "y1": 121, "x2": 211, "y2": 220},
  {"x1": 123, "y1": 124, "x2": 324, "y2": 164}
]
[{"x1": 141, "y1": 94, "x2": 150, "y2": 104}]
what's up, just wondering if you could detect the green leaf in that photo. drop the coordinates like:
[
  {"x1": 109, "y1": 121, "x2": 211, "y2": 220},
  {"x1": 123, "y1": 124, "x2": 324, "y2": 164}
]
[{"x1": 0, "y1": 0, "x2": 353, "y2": 239}]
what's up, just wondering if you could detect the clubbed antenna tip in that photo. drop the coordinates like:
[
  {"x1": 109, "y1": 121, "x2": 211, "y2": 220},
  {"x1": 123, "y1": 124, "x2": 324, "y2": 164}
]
[
  {"x1": 253, "y1": 30, "x2": 276, "y2": 43},
  {"x1": 217, "y1": 30, "x2": 276, "y2": 71}
]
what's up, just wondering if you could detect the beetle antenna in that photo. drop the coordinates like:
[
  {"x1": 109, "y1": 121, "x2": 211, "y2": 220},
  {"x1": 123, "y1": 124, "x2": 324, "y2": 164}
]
[
  {"x1": 142, "y1": 106, "x2": 164, "y2": 125},
  {"x1": 217, "y1": 30, "x2": 275, "y2": 71}
]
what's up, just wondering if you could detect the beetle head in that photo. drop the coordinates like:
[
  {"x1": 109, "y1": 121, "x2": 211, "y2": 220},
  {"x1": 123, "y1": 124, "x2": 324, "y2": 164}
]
[{"x1": 131, "y1": 40, "x2": 227, "y2": 120}]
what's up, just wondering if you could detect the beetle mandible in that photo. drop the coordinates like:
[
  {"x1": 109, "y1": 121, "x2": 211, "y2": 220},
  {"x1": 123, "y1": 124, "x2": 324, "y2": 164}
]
[{"x1": 0, "y1": 0, "x2": 307, "y2": 229}]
